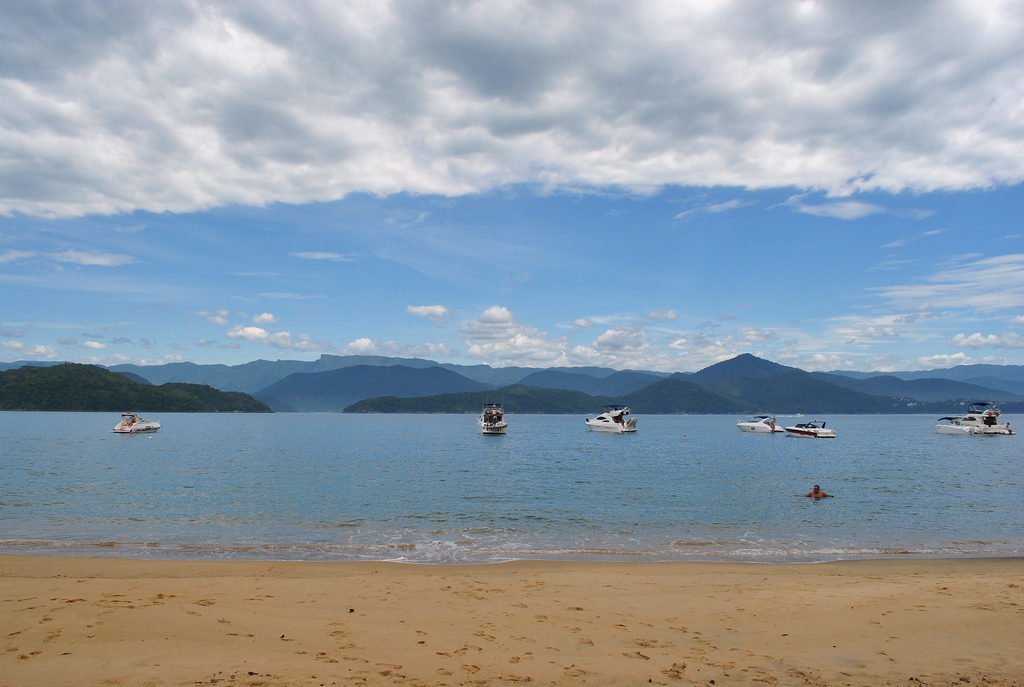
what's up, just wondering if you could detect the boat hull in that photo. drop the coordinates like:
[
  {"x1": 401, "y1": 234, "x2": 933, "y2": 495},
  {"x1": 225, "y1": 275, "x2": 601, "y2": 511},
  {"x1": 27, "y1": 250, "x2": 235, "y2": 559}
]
[
  {"x1": 935, "y1": 423, "x2": 1013, "y2": 435},
  {"x1": 935, "y1": 424, "x2": 974, "y2": 435},
  {"x1": 111, "y1": 424, "x2": 161, "y2": 434},
  {"x1": 784, "y1": 426, "x2": 836, "y2": 438},
  {"x1": 738, "y1": 423, "x2": 783, "y2": 433},
  {"x1": 480, "y1": 422, "x2": 508, "y2": 435},
  {"x1": 586, "y1": 422, "x2": 638, "y2": 433}
]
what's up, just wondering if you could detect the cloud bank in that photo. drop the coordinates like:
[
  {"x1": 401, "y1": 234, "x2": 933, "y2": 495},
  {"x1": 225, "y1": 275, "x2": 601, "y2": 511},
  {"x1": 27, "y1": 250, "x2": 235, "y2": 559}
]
[{"x1": 2, "y1": 0, "x2": 1021, "y2": 218}]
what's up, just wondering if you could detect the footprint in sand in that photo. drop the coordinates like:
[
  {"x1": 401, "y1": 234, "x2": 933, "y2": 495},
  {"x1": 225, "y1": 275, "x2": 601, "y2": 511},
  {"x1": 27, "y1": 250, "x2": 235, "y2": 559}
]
[{"x1": 661, "y1": 662, "x2": 687, "y2": 680}]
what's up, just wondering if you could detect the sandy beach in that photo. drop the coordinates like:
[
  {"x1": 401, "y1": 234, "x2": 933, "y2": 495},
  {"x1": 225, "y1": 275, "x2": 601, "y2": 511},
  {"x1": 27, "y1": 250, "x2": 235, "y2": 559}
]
[{"x1": 1, "y1": 555, "x2": 1021, "y2": 687}]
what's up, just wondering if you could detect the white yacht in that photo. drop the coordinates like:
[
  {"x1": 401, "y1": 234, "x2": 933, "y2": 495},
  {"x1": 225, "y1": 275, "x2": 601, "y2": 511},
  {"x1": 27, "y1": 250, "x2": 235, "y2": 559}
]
[
  {"x1": 478, "y1": 403, "x2": 508, "y2": 434},
  {"x1": 111, "y1": 413, "x2": 161, "y2": 434},
  {"x1": 737, "y1": 415, "x2": 784, "y2": 433},
  {"x1": 784, "y1": 420, "x2": 836, "y2": 438},
  {"x1": 935, "y1": 402, "x2": 1014, "y2": 435},
  {"x1": 585, "y1": 405, "x2": 638, "y2": 433}
]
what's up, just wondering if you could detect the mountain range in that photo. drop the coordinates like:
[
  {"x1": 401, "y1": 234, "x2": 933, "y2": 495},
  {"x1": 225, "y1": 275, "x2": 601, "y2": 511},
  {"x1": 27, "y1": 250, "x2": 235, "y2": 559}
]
[
  {"x1": 1, "y1": 354, "x2": 1022, "y2": 414},
  {"x1": 345, "y1": 354, "x2": 1023, "y2": 415}
]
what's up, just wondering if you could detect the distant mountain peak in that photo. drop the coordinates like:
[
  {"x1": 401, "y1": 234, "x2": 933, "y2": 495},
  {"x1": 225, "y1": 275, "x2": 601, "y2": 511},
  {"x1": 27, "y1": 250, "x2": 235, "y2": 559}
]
[{"x1": 689, "y1": 353, "x2": 799, "y2": 384}]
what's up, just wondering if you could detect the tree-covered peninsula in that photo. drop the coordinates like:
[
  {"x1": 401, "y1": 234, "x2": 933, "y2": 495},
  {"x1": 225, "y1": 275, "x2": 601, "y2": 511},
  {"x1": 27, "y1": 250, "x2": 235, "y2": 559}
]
[{"x1": 0, "y1": 363, "x2": 272, "y2": 412}]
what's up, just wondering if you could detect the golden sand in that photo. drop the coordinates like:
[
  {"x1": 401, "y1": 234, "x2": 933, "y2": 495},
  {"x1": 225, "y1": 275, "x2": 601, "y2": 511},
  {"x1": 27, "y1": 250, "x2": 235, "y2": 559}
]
[{"x1": 1, "y1": 555, "x2": 1021, "y2": 686}]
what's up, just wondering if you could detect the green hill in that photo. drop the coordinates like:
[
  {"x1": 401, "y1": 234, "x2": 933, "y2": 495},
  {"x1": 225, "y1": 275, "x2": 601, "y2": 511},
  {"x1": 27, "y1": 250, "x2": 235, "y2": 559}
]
[
  {"x1": 0, "y1": 363, "x2": 272, "y2": 412},
  {"x1": 705, "y1": 370, "x2": 896, "y2": 413},
  {"x1": 260, "y1": 364, "x2": 492, "y2": 412},
  {"x1": 344, "y1": 384, "x2": 599, "y2": 414},
  {"x1": 617, "y1": 377, "x2": 746, "y2": 413}
]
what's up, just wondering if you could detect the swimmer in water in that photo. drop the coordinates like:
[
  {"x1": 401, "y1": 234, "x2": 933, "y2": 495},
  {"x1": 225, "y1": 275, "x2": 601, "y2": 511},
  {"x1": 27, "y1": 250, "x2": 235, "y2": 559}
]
[{"x1": 805, "y1": 485, "x2": 833, "y2": 498}]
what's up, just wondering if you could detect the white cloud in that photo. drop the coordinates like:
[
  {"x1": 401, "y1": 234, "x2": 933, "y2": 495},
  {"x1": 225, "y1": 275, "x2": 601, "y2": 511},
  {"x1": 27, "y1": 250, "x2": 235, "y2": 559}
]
[
  {"x1": 786, "y1": 196, "x2": 887, "y2": 220},
  {"x1": 82, "y1": 341, "x2": 107, "y2": 350},
  {"x1": 337, "y1": 338, "x2": 461, "y2": 360},
  {"x1": 225, "y1": 325, "x2": 330, "y2": 351},
  {"x1": 860, "y1": 326, "x2": 902, "y2": 339},
  {"x1": 730, "y1": 326, "x2": 780, "y2": 344},
  {"x1": 1011, "y1": 315, "x2": 1024, "y2": 327},
  {"x1": 950, "y1": 332, "x2": 1024, "y2": 350},
  {"x1": 406, "y1": 305, "x2": 453, "y2": 323},
  {"x1": 593, "y1": 327, "x2": 650, "y2": 353},
  {"x1": 258, "y1": 292, "x2": 324, "y2": 300},
  {"x1": 339, "y1": 338, "x2": 378, "y2": 355},
  {"x1": 0, "y1": 250, "x2": 36, "y2": 263},
  {"x1": 572, "y1": 318, "x2": 594, "y2": 329},
  {"x1": 881, "y1": 229, "x2": 943, "y2": 249},
  {"x1": 194, "y1": 309, "x2": 230, "y2": 325},
  {"x1": 872, "y1": 253, "x2": 1024, "y2": 313},
  {"x1": 49, "y1": 250, "x2": 136, "y2": 267},
  {"x1": 674, "y1": 199, "x2": 751, "y2": 219},
  {"x1": 289, "y1": 252, "x2": 352, "y2": 261},
  {"x1": 646, "y1": 309, "x2": 678, "y2": 321},
  {"x1": 461, "y1": 306, "x2": 568, "y2": 364},
  {"x1": 665, "y1": 331, "x2": 734, "y2": 369},
  {"x1": 1, "y1": 1, "x2": 1020, "y2": 219},
  {"x1": 252, "y1": 312, "x2": 278, "y2": 325},
  {"x1": 1, "y1": 340, "x2": 59, "y2": 358}
]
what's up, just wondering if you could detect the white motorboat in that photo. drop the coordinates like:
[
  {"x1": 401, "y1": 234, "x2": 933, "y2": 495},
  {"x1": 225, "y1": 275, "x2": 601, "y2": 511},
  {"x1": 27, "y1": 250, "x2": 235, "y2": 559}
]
[
  {"x1": 737, "y1": 415, "x2": 784, "y2": 433},
  {"x1": 935, "y1": 402, "x2": 1015, "y2": 435},
  {"x1": 478, "y1": 403, "x2": 508, "y2": 434},
  {"x1": 586, "y1": 405, "x2": 638, "y2": 433},
  {"x1": 111, "y1": 413, "x2": 161, "y2": 434},
  {"x1": 784, "y1": 420, "x2": 835, "y2": 438}
]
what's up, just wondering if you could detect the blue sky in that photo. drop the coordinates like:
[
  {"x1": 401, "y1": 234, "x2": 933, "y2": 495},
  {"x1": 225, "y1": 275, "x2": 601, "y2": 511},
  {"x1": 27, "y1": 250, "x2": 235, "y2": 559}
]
[{"x1": 1, "y1": 1, "x2": 1022, "y2": 373}]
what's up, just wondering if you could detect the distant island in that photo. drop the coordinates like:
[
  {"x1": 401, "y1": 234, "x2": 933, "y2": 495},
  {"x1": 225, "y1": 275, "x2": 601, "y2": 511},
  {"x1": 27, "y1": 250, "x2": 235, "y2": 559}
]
[
  {"x1": 0, "y1": 363, "x2": 272, "y2": 412},
  {"x1": 1, "y1": 353, "x2": 1021, "y2": 415}
]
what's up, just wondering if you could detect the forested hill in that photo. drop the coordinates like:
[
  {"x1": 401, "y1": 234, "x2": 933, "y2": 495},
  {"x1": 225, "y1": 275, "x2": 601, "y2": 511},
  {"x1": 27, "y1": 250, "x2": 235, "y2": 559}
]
[{"x1": 0, "y1": 363, "x2": 272, "y2": 412}]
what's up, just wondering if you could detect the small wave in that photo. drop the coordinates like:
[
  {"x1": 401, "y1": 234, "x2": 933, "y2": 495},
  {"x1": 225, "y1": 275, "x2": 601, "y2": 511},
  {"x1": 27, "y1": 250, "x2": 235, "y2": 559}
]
[{"x1": 1, "y1": 537, "x2": 1021, "y2": 565}]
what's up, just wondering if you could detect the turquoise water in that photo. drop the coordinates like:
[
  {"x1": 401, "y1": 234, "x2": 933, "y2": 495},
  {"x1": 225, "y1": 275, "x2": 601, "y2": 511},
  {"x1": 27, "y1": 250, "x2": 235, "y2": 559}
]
[{"x1": 0, "y1": 412, "x2": 1020, "y2": 563}]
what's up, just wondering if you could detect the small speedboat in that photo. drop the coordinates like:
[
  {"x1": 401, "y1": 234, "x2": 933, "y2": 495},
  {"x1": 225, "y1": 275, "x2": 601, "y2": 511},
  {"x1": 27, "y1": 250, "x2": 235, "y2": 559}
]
[
  {"x1": 737, "y1": 415, "x2": 784, "y2": 433},
  {"x1": 784, "y1": 420, "x2": 835, "y2": 438},
  {"x1": 478, "y1": 403, "x2": 508, "y2": 434},
  {"x1": 586, "y1": 405, "x2": 638, "y2": 433},
  {"x1": 935, "y1": 402, "x2": 1014, "y2": 435},
  {"x1": 111, "y1": 413, "x2": 161, "y2": 434}
]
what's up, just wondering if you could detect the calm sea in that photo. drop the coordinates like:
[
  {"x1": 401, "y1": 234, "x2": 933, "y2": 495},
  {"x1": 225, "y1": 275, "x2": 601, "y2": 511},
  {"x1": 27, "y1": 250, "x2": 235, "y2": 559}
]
[{"x1": 1, "y1": 412, "x2": 1020, "y2": 564}]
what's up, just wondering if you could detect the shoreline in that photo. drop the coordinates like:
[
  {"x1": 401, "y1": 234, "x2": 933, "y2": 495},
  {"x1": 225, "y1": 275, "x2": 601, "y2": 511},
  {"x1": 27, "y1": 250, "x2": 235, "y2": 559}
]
[{"x1": 2, "y1": 555, "x2": 1021, "y2": 686}]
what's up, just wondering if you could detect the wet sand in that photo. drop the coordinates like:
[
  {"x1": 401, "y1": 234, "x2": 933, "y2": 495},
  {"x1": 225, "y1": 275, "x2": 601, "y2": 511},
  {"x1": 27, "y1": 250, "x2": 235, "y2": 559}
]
[{"x1": 1, "y1": 555, "x2": 1021, "y2": 686}]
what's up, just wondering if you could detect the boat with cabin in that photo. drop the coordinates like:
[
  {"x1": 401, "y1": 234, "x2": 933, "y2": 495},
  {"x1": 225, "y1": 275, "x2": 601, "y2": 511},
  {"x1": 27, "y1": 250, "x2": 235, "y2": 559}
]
[
  {"x1": 737, "y1": 415, "x2": 784, "y2": 433},
  {"x1": 478, "y1": 403, "x2": 508, "y2": 434},
  {"x1": 585, "y1": 405, "x2": 638, "y2": 433},
  {"x1": 935, "y1": 402, "x2": 1014, "y2": 435}
]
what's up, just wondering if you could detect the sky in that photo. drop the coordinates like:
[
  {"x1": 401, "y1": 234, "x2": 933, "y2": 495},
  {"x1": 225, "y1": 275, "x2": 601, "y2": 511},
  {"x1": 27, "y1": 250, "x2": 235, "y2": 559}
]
[{"x1": 1, "y1": 0, "x2": 1022, "y2": 373}]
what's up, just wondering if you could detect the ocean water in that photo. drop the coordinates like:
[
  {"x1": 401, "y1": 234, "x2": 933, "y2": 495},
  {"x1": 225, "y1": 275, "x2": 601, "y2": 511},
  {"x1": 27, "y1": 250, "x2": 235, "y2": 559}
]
[{"x1": 0, "y1": 412, "x2": 1020, "y2": 564}]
